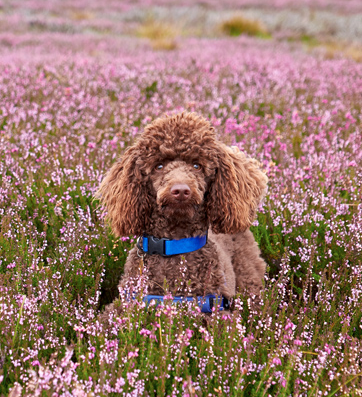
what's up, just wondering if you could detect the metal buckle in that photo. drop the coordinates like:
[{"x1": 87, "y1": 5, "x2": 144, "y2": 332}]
[{"x1": 136, "y1": 236, "x2": 144, "y2": 258}]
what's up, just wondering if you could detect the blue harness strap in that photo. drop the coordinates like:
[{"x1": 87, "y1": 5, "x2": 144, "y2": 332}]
[
  {"x1": 143, "y1": 294, "x2": 230, "y2": 313},
  {"x1": 138, "y1": 233, "x2": 207, "y2": 257}
]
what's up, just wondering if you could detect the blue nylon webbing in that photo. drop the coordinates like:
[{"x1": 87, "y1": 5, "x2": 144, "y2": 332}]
[{"x1": 142, "y1": 234, "x2": 207, "y2": 256}]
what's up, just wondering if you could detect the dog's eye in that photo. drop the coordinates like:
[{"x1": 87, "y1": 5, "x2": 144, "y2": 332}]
[
  {"x1": 193, "y1": 163, "x2": 202, "y2": 171},
  {"x1": 155, "y1": 164, "x2": 164, "y2": 171}
]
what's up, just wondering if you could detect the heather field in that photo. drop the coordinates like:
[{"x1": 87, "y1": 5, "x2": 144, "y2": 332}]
[{"x1": 1, "y1": 1, "x2": 362, "y2": 396}]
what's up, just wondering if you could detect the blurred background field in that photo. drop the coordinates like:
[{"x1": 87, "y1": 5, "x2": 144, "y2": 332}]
[
  {"x1": 2, "y1": 0, "x2": 362, "y2": 62},
  {"x1": 0, "y1": 1, "x2": 362, "y2": 396}
]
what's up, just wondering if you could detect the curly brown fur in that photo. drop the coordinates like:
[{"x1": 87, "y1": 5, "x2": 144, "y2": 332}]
[{"x1": 96, "y1": 112, "x2": 268, "y2": 299}]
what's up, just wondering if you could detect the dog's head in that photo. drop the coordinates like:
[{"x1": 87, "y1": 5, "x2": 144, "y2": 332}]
[{"x1": 96, "y1": 112, "x2": 268, "y2": 236}]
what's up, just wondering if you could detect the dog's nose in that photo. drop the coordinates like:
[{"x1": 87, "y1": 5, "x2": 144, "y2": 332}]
[{"x1": 170, "y1": 184, "x2": 191, "y2": 201}]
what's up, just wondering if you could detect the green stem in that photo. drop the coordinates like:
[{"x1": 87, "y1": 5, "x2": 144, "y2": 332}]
[
  {"x1": 12, "y1": 296, "x2": 25, "y2": 348},
  {"x1": 327, "y1": 372, "x2": 362, "y2": 397}
]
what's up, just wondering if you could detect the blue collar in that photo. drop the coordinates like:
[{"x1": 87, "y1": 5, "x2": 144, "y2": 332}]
[{"x1": 137, "y1": 233, "x2": 207, "y2": 257}]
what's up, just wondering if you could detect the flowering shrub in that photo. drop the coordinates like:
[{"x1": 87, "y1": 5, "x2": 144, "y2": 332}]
[{"x1": 1, "y1": 1, "x2": 362, "y2": 395}]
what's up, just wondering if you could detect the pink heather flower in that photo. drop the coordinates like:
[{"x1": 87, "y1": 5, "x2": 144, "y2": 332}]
[
  {"x1": 127, "y1": 371, "x2": 139, "y2": 385},
  {"x1": 115, "y1": 377, "x2": 125, "y2": 391},
  {"x1": 31, "y1": 360, "x2": 40, "y2": 366},
  {"x1": 185, "y1": 329, "x2": 193, "y2": 339},
  {"x1": 72, "y1": 386, "x2": 88, "y2": 397},
  {"x1": 105, "y1": 340, "x2": 118, "y2": 351},
  {"x1": 294, "y1": 339, "x2": 302, "y2": 346},
  {"x1": 60, "y1": 227, "x2": 66, "y2": 234},
  {"x1": 128, "y1": 349, "x2": 139, "y2": 359},
  {"x1": 291, "y1": 109, "x2": 300, "y2": 124},
  {"x1": 279, "y1": 142, "x2": 287, "y2": 152},
  {"x1": 272, "y1": 357, "x2": 282, "y2": 366},
  {"x1": 74, "y1": 325, "x2": 86, "y2": 332},
  {"x1": 140, "y1": 328, "x2": 151, "y2": 336},
  {"x1": 285, "y1": 319, "x2": 293, "y2": 330},
  {"x1": 163, "y1": 293, "x2": 173, "y2": 301},
  {"x1": 88, "y1": 142, "x2": 96, "y2": 148}
]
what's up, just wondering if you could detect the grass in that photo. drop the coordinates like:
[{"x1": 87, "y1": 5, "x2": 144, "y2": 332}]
[
  {"x1": 136, "y1": 19, "x2": 179, "y2": 50},
  {"x1": 219, "y1": 15, "x2": 270, "y2": 38},
  {"x1": 322, "y1": 41, "x2": 362, "y2": 62},
  {"x1": 293, "y1": 34, "x2": 362, "y2": 63}
]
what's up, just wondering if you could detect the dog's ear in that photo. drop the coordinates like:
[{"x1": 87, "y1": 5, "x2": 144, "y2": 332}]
[
  {"x1": 95, "y1": 146, "x2": 151, "y2": 237},
  {"x1": 206, "y1": 144, "x2": 268, "y2": 234}
]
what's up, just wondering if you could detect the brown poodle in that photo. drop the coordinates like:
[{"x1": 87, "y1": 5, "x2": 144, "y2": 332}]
[{"x1": 96, "y1": 112, "x2": 268, "y2": 301}]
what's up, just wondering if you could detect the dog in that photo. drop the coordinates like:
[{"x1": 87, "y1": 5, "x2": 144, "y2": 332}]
[{"x1": 96, "y1": 112, "x2": 268, "y2": 304}]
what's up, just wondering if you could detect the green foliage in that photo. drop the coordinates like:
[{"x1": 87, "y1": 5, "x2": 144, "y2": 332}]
[
  {"x1": 220, "y1": 15, "x2": 270, "y2": 38},
  {"x1": 145, "y1": 80, "x2": 158, "y2": 98}
]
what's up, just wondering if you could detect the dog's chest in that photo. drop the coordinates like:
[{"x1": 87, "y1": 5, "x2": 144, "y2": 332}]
[{"x1": 144, "y1": 241, "x2": 225, "y2": 295}]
